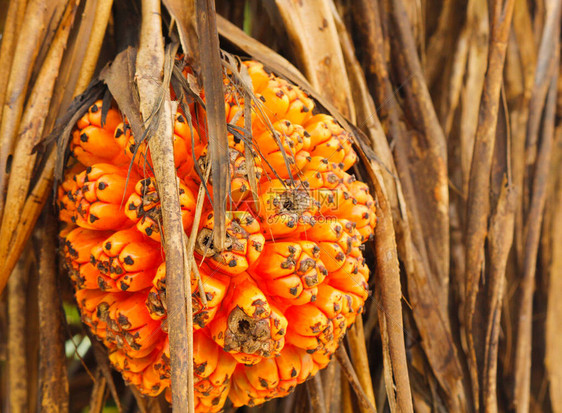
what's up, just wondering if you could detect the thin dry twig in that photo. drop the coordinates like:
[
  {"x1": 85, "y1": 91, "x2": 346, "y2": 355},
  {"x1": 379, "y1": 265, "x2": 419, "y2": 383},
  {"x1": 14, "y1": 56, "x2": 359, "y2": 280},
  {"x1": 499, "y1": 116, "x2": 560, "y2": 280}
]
[
  {"x1": 377, "y1": 303, "x2": 397, "y2": 412},
  {"x1": 458, "y1": 0, "x2": 489, "y2": 193},
  {"x1": 89, "y1": 335, "x2": 123, "y2": 411},
  {"x1": 320, "y1": 360, "x2": 338, "y2": 410},
  {"x1": 306, "y1": 374, "x2": 327, "y2": 413},
  {"x1": 1, "y1": 146, "x2": 57, "y2": 288},
  {"x1": 346, "y1": 317, "x2": 379, "y2": 412},
  {"x1": 509, "y1": 0, "x2": 537, "y2": 270},
  {"x1": 523, "y1": 0, "x2": 562, "y2": 172},
  {"x1": 185, "y1": 166, "x2": 212, "y2": 307},
  {"x1": 89, "y1": 368, "x2": 108, "y2": 413},
  {"x1": 129, "y1": 385, "x2": 163, "y2": 413},
  {"x1": 336, "y1": 346, "x2": 377, "y2": 413},
  {"x1": 341, "y1": 374, "x2": 354, "y2": 413}
]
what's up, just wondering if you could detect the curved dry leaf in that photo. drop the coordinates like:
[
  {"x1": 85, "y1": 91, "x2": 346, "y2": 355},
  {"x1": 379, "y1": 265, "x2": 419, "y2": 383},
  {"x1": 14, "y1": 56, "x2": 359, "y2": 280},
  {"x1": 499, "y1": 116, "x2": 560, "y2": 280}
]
[
  {"x1": 388, "y1": 0, "x2": 451, "y2": 314},
  {"x1": 545, "y1": 127, "x2": 562, "y2": 413},
  {"x1": 38, "y1": 215, "x2": 69, "y2": 412},
  {"x1": 0, "y1": 0, "x2": 27, "y2": 121},
  {"x1": 0, "y1": 0, "x2": 79, "y2": 294},
  {"x1": 514, "y1": 55, "x2": 559, "y2": 413},
  {"x1": 7, "y1": 257, "x2": 31, "y2": 412},
  {"x1": 0, "y1": 0, "x2": 57, "y2": 221},
  {"x1": 197, "y1": 0, "x2": 229, "y2": 251},
  {"x1": 272, "y1": 0, "x2": 355, "y2": 121},
  {"x1": 162, "y1": 0, "x2": 199, "y2": 64}
]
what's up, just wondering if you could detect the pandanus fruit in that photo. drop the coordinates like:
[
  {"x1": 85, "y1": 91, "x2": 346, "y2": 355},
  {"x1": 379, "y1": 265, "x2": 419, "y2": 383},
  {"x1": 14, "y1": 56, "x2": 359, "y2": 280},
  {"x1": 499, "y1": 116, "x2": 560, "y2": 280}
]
[{"x1": 59, "y1": 59, "x2": 376, "y2": 411}]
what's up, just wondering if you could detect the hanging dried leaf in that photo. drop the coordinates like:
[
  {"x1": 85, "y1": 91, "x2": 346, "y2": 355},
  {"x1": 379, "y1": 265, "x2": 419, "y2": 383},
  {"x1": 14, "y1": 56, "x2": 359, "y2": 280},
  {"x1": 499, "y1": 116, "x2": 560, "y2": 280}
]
[
  {"x1": 271, "y1": 0, "x2": 355, "y2": 120},
  {"x1": 38, "y1": 212, "x2": 69, "y2": 412},
  {"x1": 136, "y1": 1, "x2": 193, "y2": 411},
  {"x1": 196, "y1": 0, "x2": 229, "y2": 251},
  {"x1": 162, "y1": 0, "x2": 199, "y2": 64},
  {"x1": 0, "y1": 0, "x2": 79, "y2": 293},
  {"x1": 544, "y1": 126, "x2": 562, "y2": 413}
]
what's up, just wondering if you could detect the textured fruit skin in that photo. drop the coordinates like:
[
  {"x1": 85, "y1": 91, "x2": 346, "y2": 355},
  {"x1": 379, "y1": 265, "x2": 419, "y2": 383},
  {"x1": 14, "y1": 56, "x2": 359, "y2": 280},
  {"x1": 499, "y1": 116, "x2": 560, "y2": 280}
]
[
  {"x1": 195, "y1": 210, "x2": 265, "y2": 275},
  {"x1": 67, "y1": 164, "x2": 140, "y2": 230},
  {"x1": 125, "y1": 176, "x2": 196, "y2": 242},
  {"x1": 209, "y1": 272, "x2": 288, "y2": 365},
  {"x1": 146, "y1": 262, "x2": 229, "y2": 332},
  {"x1": 59, "y1": 60, "x2": 376, "y2": 411},
  {"x1": 249, "y1": 240, "x2": 327, "y2": 306}
]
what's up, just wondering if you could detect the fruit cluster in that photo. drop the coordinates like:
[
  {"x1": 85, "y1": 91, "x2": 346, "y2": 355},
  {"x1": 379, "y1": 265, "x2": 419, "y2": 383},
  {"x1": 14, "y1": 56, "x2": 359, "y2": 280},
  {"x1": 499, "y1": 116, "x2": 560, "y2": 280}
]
[{"x1": 58, "y1": 60, "x2": 376, "y2": 411}]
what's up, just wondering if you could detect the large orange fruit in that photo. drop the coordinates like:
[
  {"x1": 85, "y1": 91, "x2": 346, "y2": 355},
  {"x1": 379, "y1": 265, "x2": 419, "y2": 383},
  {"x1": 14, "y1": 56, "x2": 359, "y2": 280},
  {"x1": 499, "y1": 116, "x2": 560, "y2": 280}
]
[{"x1": 58, "y1": 59, "x2": 376, "y2": 412}]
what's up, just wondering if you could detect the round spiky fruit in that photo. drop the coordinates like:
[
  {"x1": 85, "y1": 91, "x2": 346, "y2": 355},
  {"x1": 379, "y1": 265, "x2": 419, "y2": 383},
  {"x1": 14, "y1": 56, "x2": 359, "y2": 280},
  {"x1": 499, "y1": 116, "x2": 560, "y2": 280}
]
[{"x1": 58, "y1": 58, "x2": 376, "y2": 412}]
